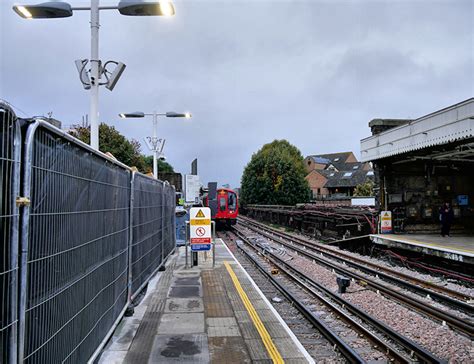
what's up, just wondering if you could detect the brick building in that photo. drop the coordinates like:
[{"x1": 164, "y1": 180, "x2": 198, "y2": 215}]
[{"x1": 304, "y1": 152, "x2": 373, "y2": 199}]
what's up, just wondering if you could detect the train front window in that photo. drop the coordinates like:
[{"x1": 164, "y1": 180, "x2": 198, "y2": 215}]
[
  {"x1": 228, "y1": 193, "x2": 236, "y2": 210},
  {"x1": 219, "y1": 197, "x2": 226, "y2": 211}
]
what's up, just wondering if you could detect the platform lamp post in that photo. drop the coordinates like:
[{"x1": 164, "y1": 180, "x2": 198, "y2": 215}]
[
  {"x1": 119, "y1": 111, "x2": 191, "y2": 178},
  {"x1": 13, "y1": 1, "x2": 176, "y2": 151}
]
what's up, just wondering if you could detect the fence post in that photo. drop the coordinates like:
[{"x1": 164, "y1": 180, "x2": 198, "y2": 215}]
[
  {"x1": 159, "y1": 182, "x2": 167, "y2": 271},
  {"x1": 172, "y1": 185, "x2": 176, "y2": 255},
  {"x1": 18, "y1": 121, "x2": 41, "y2": 363},
  {"x1": 127, "y1": 171, "x2": 136, "y2": 311},
  {"x1": 1, "y1": 102, "x2": 20, "y2": 364}
]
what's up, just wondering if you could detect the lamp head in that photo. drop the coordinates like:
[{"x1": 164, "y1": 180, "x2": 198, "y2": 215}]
[
  {"x1": 13, "y1": 2, "x2": 73, "y2": 19},
  {"x1": 119, "y1": 112, "x2": 145, "y2": 118},
  {"x1": 118, "y1": 1, "x2": 175, "y2": 16},
  {"x1": 166, "y1": 111, "x2": 192, "y2": 118}
]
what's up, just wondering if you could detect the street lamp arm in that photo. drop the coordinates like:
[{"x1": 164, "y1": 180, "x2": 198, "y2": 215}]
[{"x1": 71, "y1": 6, "x2": 118, "y2": 11}]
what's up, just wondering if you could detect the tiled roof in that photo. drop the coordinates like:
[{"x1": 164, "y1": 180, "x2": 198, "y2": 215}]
[
  {"x1": 323, "y1": 170, "x2": 374, "y2": 188},
  {"x1": 308, "y1": 152, "x2": 354, "y2": 170}
]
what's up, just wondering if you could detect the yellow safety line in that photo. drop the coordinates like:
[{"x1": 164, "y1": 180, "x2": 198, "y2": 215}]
[{"x1": 224, "y1": 261, "x2": 284, "y2": 364}]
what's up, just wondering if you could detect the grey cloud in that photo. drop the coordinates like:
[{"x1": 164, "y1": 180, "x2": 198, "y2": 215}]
[{"x1": 1, "y1": 0, "x2": 473, "y2": 187}]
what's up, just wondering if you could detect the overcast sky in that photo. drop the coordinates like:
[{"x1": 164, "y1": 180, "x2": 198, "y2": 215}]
[{"x1": 1, "y1": 0, "x2": 473, "y2": 187}]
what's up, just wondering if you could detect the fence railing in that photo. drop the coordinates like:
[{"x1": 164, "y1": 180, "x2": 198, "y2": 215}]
[
  {"x1": 1, "y1": 102, "x2": 21, "y2": 364},
  {"x1": 1, "y1": 112, "x2": 176, "y2": 364}
]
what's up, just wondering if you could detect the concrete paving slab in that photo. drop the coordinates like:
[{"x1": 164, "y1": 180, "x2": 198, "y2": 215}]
[
  {"x1": 98, "y1": 349, "x2": 128, "y2": 364},
  {"x1": 105, "y1": 322, "x2": 140, "y2": 351},
  {"x1": 171, "y1": 276, "x2": 201, "y2": 286},
  {"x1": 149, "y1": 334, "x2": 209, "y2": 363},
  {"x1": 165, "y1": 298, "x2": 203, "y2": 313},
  {"x1": 168, "y1": 285, "x2": 202, "y2": 298},
  {"x1": 207, "y1": 317, "x2": 241, "y2": 337},
  {"x1": 208, "y1": 336, "x2": 251, "y2": 363},
  {"x1": 157, "y1": 312, "x2": 205, "y2": 334}
]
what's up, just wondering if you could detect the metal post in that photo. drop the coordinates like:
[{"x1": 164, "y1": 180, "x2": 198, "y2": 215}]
[
  {"x1": 212, "y1": 221, "x2": 216, "y2": 268},
  {"x1": 18, "y1": 122, "x2": 41, "y2": 363},
  {"x1": 161, "y1": 181, "x2": 165, "y2": 265},
  {"x1": 185, "y1": 221, "x2": 189, "y2": 268},
  {"x1": 152, "y1": 111, "x2": 159, "y2": 178},
  {"x1": 172, "y1": 185, "x2": 177, "y2": 254},
  {"x1": 89, "y1": 0, "x2": 100, "y2": 150},
  {"x1": 127, "y1": 171, "x2": 135, "y2": 307}
]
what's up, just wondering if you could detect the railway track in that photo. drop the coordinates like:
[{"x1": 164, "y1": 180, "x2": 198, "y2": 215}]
[
  {"x1": 222, "y1": 228, "x2": 446, "y2": 363},
  {"x1": 218, "y1": 231, "x2": 353, "y2": 363},
  {"x1": 239, "y1": 215, "x2": 474, "y2": 337}
]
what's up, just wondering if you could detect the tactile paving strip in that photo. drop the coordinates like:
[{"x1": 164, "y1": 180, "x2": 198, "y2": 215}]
[{"x1": 202, "y1": 269, "x2": 234, "y2": 317}]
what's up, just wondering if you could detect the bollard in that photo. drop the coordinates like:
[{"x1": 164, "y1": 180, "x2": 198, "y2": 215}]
[{"x1": 336, "y1": 276, "x2": 351, "y2": 293}]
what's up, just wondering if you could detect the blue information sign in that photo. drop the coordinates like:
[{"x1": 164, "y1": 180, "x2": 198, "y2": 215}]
[
  {"x1": 191, "y1": 244, "x2": 211, "y2": 251},
  {"x1": 457, "y1": 195, "x2": 469, "y2": 206}
]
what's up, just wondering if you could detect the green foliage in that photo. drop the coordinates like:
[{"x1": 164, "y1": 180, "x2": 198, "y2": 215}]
[
  {"x1": 240, "y1": 140, "x2": 311, "y2": 205},
  {"x1": 68, "y1": 122, "x2": 174, "y2": 174},
  {"x1": 142, "y1": 155, "x2": 175, "y2": 174},
  {"x1": 353, "y1": 180, "x2": 374, "y2": 197}
]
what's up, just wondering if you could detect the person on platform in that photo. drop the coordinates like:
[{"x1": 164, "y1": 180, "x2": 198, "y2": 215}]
[{"x1": 439, "y1": 202, "x2": 454, "y2": 237}]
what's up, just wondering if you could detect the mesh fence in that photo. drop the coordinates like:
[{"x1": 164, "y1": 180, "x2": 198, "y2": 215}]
[
  {"x1": 163, "y1": 184, "x2": 176, "y2": 256},
  {"x1": 0, "y1": 103, "x2": 20, "y2": 364},
  {"x1": 130, "y1": 173, "x2": 165, "y2": 298},
  {"x1": 19, "y1": 123, "x2": 131, "y2": 363},
  {"x1": 0, "y1": 118, "x2": 178, "y2": 364}
]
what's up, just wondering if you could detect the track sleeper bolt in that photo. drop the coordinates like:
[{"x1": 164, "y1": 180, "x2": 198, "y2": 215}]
[
  {"x1": 442, "y1": 320, "x2": 446, "y2": 326},
  {"x1": 376, "y1": 290, "x2": 380, "y2": 295}
]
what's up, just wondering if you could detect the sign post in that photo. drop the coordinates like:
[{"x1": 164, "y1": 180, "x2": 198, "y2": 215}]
[
  {"x1": 380, "y1": 211, "x2": 392, "y2": 234},
  {"x1": 189, "y1": 207, "x2": 212, "y2": 266}
]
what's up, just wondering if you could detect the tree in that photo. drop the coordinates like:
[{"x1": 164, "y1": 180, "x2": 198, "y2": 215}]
[
  {"x1": 142, "y1": 155, "x2": 175, "y2": 174},
  {"x1": 68, "y1": 122, "x2": 173, "y2": 174},
  {"x1": 240, "y1": 140, "x2": 311, "y2": 205},
  {"x1": 353, "y1": 180, "x2": 374, "y2": 197}
]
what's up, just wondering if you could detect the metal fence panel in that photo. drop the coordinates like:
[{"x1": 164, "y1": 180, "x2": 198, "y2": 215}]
[
  {"x1": 0, "y1": 102, "x2": 20, "y2": 364},
  {"x1": 129, "y1": 176, "x2": 177, "y2": 300},
  {"x1": 129, "y1": 173, "x2": 165, "y2": 299},
  {"x1": 19, "y1": 121, "x2": 131, "y2": 363},
  {"x1": 163, "y1": 184, "x2": 176, "y2": 257}
]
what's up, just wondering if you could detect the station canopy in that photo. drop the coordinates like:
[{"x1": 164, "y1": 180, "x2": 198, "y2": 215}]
[{"x1": 360, "y1": 98, "x2": 474, "y2": 163}]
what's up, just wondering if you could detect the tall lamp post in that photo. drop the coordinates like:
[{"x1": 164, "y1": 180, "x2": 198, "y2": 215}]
[
  {"x1": 13, "y1": 1, "x2": 176, "y2": 151},
  {"x1": 119, "y1": 111, "x2": 191, "y2": 178}
]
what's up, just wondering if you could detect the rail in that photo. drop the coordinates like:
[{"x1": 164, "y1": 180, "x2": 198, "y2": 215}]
[{"x1": 240, "y1": 216, "x2": 474, "y2": 336}]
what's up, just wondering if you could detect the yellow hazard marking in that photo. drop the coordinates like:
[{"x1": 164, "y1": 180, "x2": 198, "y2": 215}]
[
  {"x1": 224, "y1": 261, "x2": 284, "y2": 364},
  {"x1": 195, "y1": 209, "x2": 206, "y2": 218},
  {"x1": 190, "y1": 219, "x2": 211, "y2": 226}
]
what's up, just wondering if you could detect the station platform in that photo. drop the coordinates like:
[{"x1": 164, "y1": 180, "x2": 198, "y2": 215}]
[
  {"x1": 98, "y1": 239, "x2": 313, "y2": 363},
  {"x1": 370, "y1": 234, "x2": 474, "y2": 265}
]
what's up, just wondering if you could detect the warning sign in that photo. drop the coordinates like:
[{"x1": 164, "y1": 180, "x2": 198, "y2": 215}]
[
  {"x1": 380, "y1": 211, "x2": 392, "y2": 234},
  {"x1": 190, "y1": 207, "x2": 212, "y2": 250},
  {"x1": 195, "y1": 209, "x2": 205, "y2": 218}
]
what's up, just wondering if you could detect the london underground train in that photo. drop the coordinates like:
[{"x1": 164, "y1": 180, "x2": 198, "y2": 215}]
[{"x1": 204, "y1": 188, "x2": 238, "y2": 227}]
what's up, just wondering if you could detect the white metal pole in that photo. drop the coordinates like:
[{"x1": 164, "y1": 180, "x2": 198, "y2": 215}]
[
  {"x1": 153, "y1": 111, "x2": 158, "y2": 178},
  {"x1": 90, "y1": 0, "x2": 100, "y2": 150}
]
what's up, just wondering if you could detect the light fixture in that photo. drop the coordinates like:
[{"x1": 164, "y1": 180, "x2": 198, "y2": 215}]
[
  {"x1": 118, "y1": 1, "x2": 175, "y2": 16},
  {"x1": 165, "y1": 111, "x2": 192, "y2": 118},
  {"x1": 12, "y1": 2, "x2": 73, "y2": 19},
  {"x1": 119, "y1": 112, "x2": 145, "y2": 118}
]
